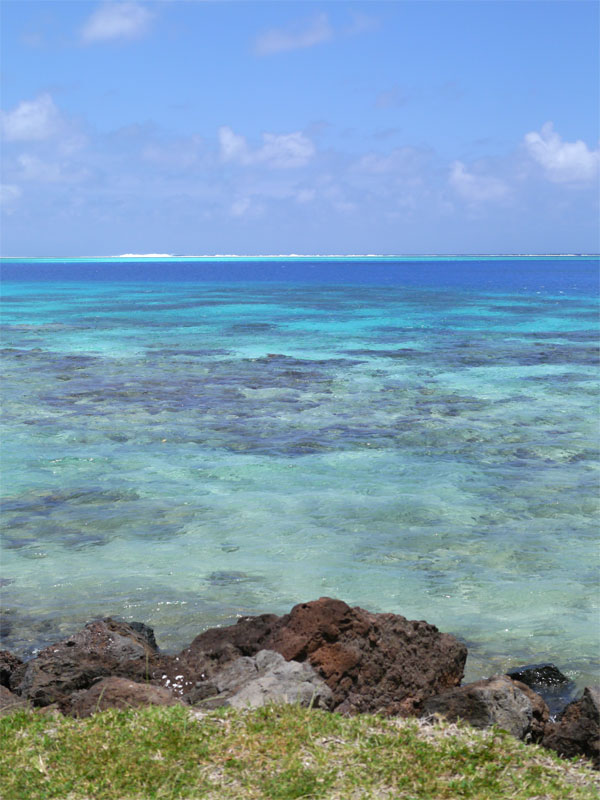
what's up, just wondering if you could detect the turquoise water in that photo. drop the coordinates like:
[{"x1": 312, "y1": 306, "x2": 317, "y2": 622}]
[{"x1": 1, "y1": 258, "x2": 599, "y2": 687}]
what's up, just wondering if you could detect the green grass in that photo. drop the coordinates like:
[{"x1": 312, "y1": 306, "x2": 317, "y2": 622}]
[{"x1": 1, "y1": 704, "x2": 597, "y2": 799}]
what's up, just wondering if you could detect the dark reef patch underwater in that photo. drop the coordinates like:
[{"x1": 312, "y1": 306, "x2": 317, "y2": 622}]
[{"x1": 0, "y1": 257, "x2": 598, "y2": 689}]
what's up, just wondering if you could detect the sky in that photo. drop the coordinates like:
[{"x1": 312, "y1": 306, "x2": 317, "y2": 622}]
[{"x1": 1, "y1": 0, "x2": 598, "y2": 256}]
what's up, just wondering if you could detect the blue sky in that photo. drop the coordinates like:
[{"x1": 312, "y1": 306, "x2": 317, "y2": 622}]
[{"x1": 1, "y1": 1, "x2": 598, "y2": 255}]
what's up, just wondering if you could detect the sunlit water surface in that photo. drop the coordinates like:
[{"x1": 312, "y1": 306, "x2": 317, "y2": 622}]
[{"x1": 1, "y1": 258, "x2": 598, "y2": 688}]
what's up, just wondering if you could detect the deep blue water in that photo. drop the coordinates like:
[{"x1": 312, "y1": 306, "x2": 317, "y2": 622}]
[
  {"x1": 1, "y1": 257, "x2": 598, "y2": 687},
  {"x1": 2, "y1": 256, "x2": 598, "y2": 292}
]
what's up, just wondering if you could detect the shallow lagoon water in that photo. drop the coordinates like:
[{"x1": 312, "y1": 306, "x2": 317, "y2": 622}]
[{"x1": 1, "y1": 258, "x2": 598, "y2": 687}]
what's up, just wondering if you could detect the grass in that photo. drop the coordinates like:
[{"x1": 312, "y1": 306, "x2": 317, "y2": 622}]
[{"x1": 1, "y1": 704, "x2": 597, "y2": 800}]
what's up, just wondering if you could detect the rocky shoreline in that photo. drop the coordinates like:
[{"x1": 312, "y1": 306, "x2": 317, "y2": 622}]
[{"x1": 1, "y1": 597, "x2": 598, "y2": 769}]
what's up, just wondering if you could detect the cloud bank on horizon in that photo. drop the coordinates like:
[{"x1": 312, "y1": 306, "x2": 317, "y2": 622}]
[{"x1": 1, "y1": 1, "x2": 598, "y2": 256}]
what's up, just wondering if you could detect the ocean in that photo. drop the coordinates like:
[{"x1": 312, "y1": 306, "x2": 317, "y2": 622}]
[{"x1": 1, "y1": 257, "x2": 598, "y2": 687}]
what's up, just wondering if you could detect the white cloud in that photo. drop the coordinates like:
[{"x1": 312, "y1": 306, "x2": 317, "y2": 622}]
[
  {"x1": 254, "y1": 10, "x2": 378, "y2": 56},
  {"x1": 1, "y1": 94, "x2": 61, "y2": 142},
  {"x1": 230, "y1": 197, "x2": 252, "y2": 217},
  {"x1": 219, "y1": 126, "x2": 249, "y2": 163},
  {"x1": 218, "y1": 127, "x2": 315, "y2": 168},
  {"x1": 17, "y1": 154, "x2": 62, "y2": 183},
  {"x1": 296, "y1": 188, "x2": 315, "y2": 204},
  {"x1": 16, "y1": 154, "x2": 90, "y2": 185},
  {"x1": 524, "y1": 122, "x2": 599, "y2": 183},
  {"x1": 254, "y1": 13, "x2": 333, "y2": 55},
  {"x1": 0, "y1": 184, "x2": 22, "y2": 210},
  {"x1": 355, "y1": 147, "x2": 428, "y2": 176},
  {"x1": 449, "y1": 160, "x2": 509, "y2": 203},
  {"x1": 141, "y1": 136, "x2": 204, "y2": 169},
  {"x1": 344, "y1": 11, "x2": 379, "y2": 36},
  {"x1": 323, "y1": 184, "x2": 357, "y2": 213},
  {"x1": 258, "y1": 132, "x2": 315, "y2": 168},
  {"x1": 344, "y1": 149, "x2": 436, "y2": 219},
  {"x1": 81, "y1": 2, "x2": 154, "y2": 44}
]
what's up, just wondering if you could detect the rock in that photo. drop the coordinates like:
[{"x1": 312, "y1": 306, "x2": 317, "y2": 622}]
[
  {"x1": 542, "y1": 686, "x2": 600, "y2": 768},
  {"x1": 182, "y1": 680, "x2": 220, "y2": 705},
  {"x1": 214, "y1": 652, "x2": 263, "y2": 693},
  {"x1": 227, "y1": 651, "x2": 333, "y2": 710},
  {"x1": 185, "y1": 650, "x2": 333, "y2": 710},
  {"x1": 422, "y1": 675, "x2": 550, "y2": 740},
  {"x1": 154, "y1": 612, "x2": 286, "y2": 698},
  {"x1": 0, "y1": 684, "x2": 30, "y2": 714},
  {"x1": 127, "y1": 621, "x2": 158, "y2": 651},
  {"x1": 262, "y1": 598, "x2": 466, "y2": 715},
  {"x1": 174, "y1": 613, "x2": 280, "y2": 677},
  {"x1": 3, "y1": 600, "x2": 466, "y2": 717},
  {"x1": 507, "y1": 663, "x2": 569, "y2": 687},
  {"x1": 506, "y1": 663, "x2": 577, "y2": 718},
  {"x1": 509, "y1": 679, "x2": 550, "y2": 742},
  {"x1": 173, "y1": 597, "x2": 467, "y2": 715},
  {"x1": 0, "y1": 650, "x2": 23, "y2": 688},
  {"x1": 10, "y1": 618, "x2": 165, "y2": 708},
  {"x1": 69, "y1": 677, "x2": 181, "y2": 718}
]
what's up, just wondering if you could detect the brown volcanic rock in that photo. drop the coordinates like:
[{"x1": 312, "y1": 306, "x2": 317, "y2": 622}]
[
  {"x1": 0, "y1": 684, "x2": 30, "y2": 715},
  {"x1": 176, "y1": 598, "x2": 466, "y2": 715},
  {"x1": 0, "y1": 650, "x2": 23, "y2": 688},
  {"x1": 69, "y1": 677, "x2": 182, "y2": 718},
  {"x1": 6, "y1": 600, "x2": 466, "y2": 715},
  {"x1": 10, "y1": 619, "x2": 166, "y2": 709},
  {"x1": 265, "y1": 598, "x2": 467, "y2": 715},
  {"x1": 178, "y1": 612, "x2": 279, "y2": 673},
  {"x1": 542, "y1": 686, "x2": 600, "y2": 769}
]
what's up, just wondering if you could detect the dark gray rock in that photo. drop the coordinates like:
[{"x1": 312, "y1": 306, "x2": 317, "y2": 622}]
[
  {"x1": 422, "y1": 675, "x2": 550, "y2": 741},
  {"x1": 185, "y1": 650, "x2": 333, "y2": 710},
  {"x1": 542, "y1": 686, "x2": 600, "y2": 769},
  {"x1": 127, "y1": 621, "x2": 158, "y2": 651},
  {"x1": 0, "y1": 650, "x2": 23, "y2": 688},
  {"x1": 10, "y1": 618, "x2": 166, "y2": 708},
  {"x1": 506, "y1": 663, "x2": 577, "y2": 718},
  {"x1": 506, "y1": 663, "x2": 568, "y2": 687},
  {"x1": 509, "y1": 679, "x2": 550, "y2": 742}
]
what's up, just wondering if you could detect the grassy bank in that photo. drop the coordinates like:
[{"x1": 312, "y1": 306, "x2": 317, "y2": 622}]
[{"x1": 1, "y1": 704, "x2": 597, "y2": 800}]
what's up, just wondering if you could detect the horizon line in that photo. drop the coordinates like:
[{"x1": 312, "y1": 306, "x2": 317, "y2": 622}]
[{"x1": 1, "y1": 252, "x2": 598, "y2": 260}]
